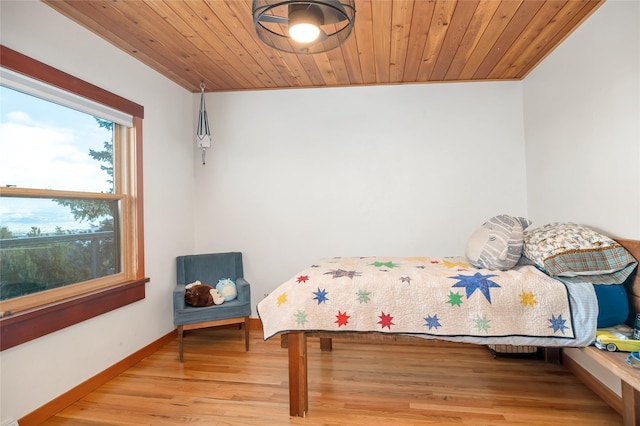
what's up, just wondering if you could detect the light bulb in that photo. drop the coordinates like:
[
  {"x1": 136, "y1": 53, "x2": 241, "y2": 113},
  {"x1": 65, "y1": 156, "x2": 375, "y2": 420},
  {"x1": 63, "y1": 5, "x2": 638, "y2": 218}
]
[{"x1": 289, "y1": 23, "x2": 320, "y2": 43}]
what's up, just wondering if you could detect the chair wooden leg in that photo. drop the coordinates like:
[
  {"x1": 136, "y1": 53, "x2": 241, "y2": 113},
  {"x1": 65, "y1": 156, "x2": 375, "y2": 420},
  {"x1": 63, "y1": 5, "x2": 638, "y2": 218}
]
[
  {"x1": 177, "y1": 325, "x2": 184, "y2": 362},
  {"x1": 244, "y1": 316, "x2": 250, "y2": 351}
]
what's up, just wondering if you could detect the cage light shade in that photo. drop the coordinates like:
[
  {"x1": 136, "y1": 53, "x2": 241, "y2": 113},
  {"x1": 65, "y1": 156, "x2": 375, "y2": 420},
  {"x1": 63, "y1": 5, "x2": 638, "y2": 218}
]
[{"x1": 253, "y1": 0, "x2": 356, "y2": 54}]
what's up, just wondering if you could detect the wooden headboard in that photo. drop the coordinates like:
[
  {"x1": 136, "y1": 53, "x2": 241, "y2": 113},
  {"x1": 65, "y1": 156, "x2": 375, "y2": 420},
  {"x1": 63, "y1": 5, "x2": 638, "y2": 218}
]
[{"x1": 616, "y1": 238, "x2": 640, "y2": 323}]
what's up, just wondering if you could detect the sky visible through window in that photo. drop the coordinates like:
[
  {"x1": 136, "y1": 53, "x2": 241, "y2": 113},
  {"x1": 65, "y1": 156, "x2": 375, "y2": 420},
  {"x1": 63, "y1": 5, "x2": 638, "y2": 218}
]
[{"x1": 0, "y1": 86, "x2": 113, "y2": 235}]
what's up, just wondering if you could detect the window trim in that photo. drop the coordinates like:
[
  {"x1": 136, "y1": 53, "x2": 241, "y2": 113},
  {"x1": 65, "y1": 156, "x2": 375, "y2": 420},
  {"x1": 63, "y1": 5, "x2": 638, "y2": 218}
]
[
  {"x1": 0, "y1": 67, "x2": 134, "y2": 126},
  {"x1": 0, "y1": 45, "x2": 148, "y2": 351}
]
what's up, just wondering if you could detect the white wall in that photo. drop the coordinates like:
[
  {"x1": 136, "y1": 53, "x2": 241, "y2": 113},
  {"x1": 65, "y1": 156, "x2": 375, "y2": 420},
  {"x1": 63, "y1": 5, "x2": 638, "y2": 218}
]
[
  {"x1": 0, "y1": 1, "x2": 195, "y2": 422},
  {"x1": 195, "y1": 82, "x2": 529, "y2": 305},
  {"x1": 524, "y1": 0, "x2": 640, "y2": 239},
  {"x1": 523, "y1": 0, "x2": 640, "y2": 396}
]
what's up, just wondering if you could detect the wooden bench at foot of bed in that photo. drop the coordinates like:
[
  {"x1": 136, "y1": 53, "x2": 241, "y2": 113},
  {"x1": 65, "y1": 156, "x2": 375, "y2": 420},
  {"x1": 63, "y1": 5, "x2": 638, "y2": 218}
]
[
  {"x1": 281, "y1": 332, "x2": 560, "y2": 417},
  {"x1": 564, "y1": 345, "x2": 640, "y2": 426},
  {"x1": 563, "y1": 237, "x2": 640, "y2": 426}
]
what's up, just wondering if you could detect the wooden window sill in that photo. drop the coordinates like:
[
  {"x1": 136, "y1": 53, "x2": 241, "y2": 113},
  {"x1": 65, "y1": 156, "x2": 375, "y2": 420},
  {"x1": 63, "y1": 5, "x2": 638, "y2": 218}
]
[{"x1": 0, "y1": 278, "x2": 149, "y2": 351}]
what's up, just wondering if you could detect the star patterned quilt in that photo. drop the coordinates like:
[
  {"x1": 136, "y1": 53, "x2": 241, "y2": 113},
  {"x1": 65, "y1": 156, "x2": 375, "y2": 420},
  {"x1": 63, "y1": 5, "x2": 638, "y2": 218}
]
[{"x1": 258, "y1": 256, "x2": 579, "y2": 343}]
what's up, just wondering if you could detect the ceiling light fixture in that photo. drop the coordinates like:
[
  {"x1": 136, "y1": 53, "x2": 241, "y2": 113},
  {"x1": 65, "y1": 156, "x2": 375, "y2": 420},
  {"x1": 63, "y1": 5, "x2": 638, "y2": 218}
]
[
  {"x1": 288, "y1": 4, "x2": 322, "y2": 43},
  {"x1": 252, "y1": 0, "x2": 355, "y2": 54}
]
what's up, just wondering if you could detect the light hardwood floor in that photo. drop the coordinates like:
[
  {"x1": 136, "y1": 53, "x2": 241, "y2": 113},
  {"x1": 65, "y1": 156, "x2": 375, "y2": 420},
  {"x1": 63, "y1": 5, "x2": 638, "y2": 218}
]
[{"x1": 42, "y1": 327, "x2": 621, "y2": 425}]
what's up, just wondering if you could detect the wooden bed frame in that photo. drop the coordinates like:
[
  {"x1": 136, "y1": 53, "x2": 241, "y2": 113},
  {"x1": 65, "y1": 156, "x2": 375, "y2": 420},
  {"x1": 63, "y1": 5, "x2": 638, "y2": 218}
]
[
  {"x1": 618, "y1": 238, "x2": 640, "y2": 319},
  {"x1": 283, "y1": 237, "x2": 640, "y2": 417}
]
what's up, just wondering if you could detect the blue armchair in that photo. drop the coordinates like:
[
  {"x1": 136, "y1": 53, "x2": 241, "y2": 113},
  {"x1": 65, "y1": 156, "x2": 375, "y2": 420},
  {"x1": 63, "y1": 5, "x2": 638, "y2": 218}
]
[{"x1": 173, "y1": 252, "x2": 251, "y2": 361}]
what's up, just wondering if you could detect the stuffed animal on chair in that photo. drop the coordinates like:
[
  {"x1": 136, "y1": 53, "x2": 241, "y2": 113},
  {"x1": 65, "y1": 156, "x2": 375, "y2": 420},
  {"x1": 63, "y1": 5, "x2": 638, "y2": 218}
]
[
  {"x1": 215, "y1": 278, "x2": 238, "y2": 302},
  {"x1": 185, "y1": 280, "x2": 225, "y2": 307},
  {"x1": 465, "y1": 214, "x2": 532, "y2": 271}
]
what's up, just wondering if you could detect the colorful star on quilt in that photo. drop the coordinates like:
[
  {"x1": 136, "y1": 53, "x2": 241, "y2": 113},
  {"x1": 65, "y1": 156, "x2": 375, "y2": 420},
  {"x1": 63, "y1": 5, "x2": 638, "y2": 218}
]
[
  {"x1": 370, "y1": 261, "x2": 399, "y2": 269},
  {"x1": 296, "y1": 275, "x2": 309, "y2": 284},
  {"x1": 548, "y1": 314, "x2": 569, "y2": 334},
  {"x1": 519, "y1": 291, "x2": 538, "y2": 308},
  {"x1": 447, "y1": 291, "x2": 463, "y2": 307},
  {"x1": 335, "y1": 311, "x2": 350, "y2": 327},
  {"x1": 378, "y1": 311, "x2": 395, "y2": 330},
  {"x1": 325, "y1": 269, "x2": 362, "y2": 279},
  {"x1": 295, "y1": 310, "x2": 308, "y2": 326},
  {"x1": 474, "y1": 314, "x2": 491, "y2": 332},
  {"x1": 313, "y1": 288, "x2": 329, "y2": 304},
  {"x1": 277, "y1": 292, "x2": 288, "y2": 307},
  {"x1": 450, "y1": 272, "x2": 500, "y2": 303},
  {"x1": 399, "y1": 276, "x2": 412, "y2": 284},
  {"x1": 356, "y1": 289, "x2": 371, "y2": 303},
  {"x1": 424, "y1": 314, "x2": 442, "y2": 330},
  {"x1": 442, "y1": 259, "x2": 468, "y2": 269}
]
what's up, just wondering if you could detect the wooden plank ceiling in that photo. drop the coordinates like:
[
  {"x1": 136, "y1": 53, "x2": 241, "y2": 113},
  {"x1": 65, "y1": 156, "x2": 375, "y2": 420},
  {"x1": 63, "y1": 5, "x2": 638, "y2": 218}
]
[{"x1": 43, "y1": 0, "x2": 604, "y2": 93}]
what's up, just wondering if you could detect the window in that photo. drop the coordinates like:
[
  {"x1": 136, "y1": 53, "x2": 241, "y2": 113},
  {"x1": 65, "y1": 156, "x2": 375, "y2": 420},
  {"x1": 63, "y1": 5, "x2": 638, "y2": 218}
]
[{"x1": 0, "y1": 45, "x2": 148, "y2": 350}]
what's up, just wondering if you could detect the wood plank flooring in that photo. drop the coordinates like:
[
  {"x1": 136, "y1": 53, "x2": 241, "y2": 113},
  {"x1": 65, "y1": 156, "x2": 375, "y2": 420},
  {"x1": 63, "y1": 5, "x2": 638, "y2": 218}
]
[{"x1": 42, "y1": 327, "x2": 621, "y2": 425}]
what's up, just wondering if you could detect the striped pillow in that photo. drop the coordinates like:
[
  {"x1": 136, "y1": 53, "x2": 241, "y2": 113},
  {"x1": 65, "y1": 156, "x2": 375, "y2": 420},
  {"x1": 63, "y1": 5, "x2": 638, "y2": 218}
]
[{"x1": 466, "y1": 214, "x2": 532, "y2": 271}]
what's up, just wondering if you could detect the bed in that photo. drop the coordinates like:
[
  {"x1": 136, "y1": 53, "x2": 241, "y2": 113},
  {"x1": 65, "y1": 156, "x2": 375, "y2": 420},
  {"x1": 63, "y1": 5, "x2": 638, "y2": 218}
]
[{"x1": 257, "y1": 224, "x2": 639, "y2": 417}]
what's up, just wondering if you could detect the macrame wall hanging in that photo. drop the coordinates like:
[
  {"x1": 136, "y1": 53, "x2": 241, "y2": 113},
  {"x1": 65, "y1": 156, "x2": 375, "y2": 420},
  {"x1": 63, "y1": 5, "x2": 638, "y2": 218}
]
[{"x1": 196, "y1": 81, "x2": 212, "y2": 164}]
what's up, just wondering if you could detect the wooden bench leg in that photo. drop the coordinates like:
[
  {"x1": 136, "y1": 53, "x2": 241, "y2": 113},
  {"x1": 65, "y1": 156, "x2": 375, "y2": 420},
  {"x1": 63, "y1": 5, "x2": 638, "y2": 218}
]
[
  {"x1": 622, "y1": 381, "x2": 640, "y2": 426},
  {"x1": 288, "y1": 332, "x2": 308, "y2": 417}
]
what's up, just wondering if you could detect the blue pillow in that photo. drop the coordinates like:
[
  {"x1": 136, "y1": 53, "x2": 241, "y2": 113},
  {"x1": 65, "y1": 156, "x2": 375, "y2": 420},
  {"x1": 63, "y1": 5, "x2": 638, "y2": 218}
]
[{"x1": 593, "y1": 284, "x2": 629, "y2": 328}]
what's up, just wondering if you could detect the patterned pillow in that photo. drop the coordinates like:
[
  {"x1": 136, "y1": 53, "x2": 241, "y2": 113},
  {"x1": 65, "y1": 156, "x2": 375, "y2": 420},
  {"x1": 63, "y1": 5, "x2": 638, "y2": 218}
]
[{"x1": 522, "y1": 223, "x2": 637, "y2": 284}]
